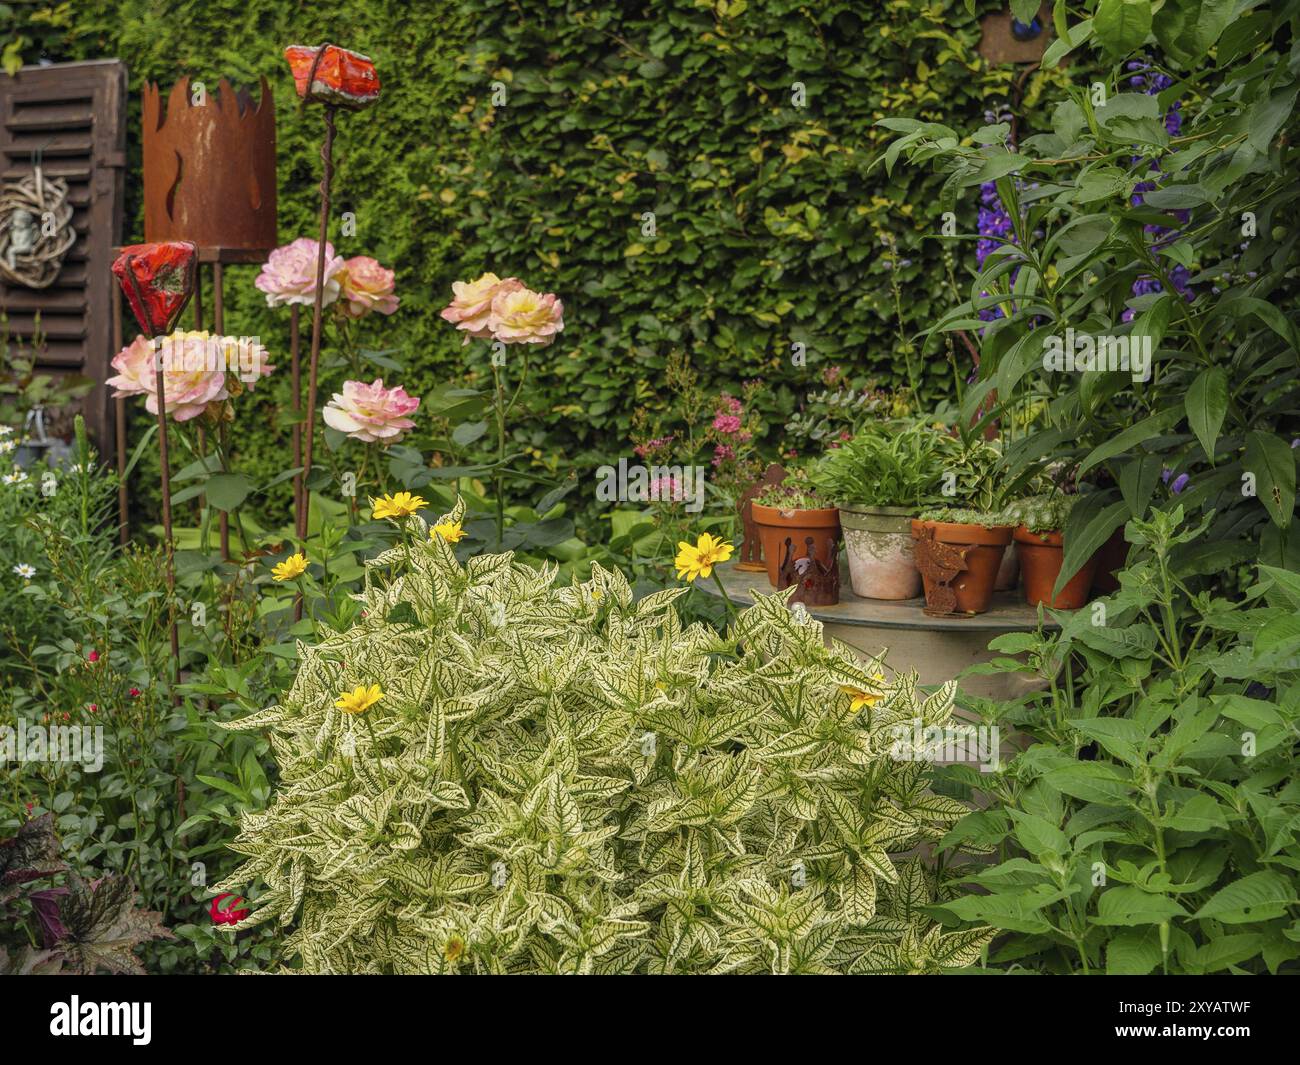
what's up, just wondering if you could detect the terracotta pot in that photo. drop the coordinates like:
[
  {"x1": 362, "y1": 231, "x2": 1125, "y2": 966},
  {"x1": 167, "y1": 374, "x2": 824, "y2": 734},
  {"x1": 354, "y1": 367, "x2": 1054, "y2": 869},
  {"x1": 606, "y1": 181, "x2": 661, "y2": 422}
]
[
  {"x1": 995, "y1": 540, "x2": 1020, "y2": 591},
  {"x1": 1014, "y1": 526, "x2": 1098, "y2": 609},
  {"x1": 838, "y1": 504, "x2": 921, "y2": 600},
  {"x1": 1089, "y1": 525, "x2": 1128, "y2": 595},
  {"x1": 910, "y1": 519, "x2": 1011, "y2": 615},
  {"x1": 752, "y1": 503, "x2": 841, "y2": 587}
]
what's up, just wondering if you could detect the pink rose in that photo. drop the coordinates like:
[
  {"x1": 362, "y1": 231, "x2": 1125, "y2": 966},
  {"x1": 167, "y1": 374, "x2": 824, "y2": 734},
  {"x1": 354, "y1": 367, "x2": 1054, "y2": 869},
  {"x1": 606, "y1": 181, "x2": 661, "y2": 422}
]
[
  {"x1": 440, "y1": 272, "x2": 522, "y2": 341},
  {"x1": 338, "y1": 256, "x2": 399, "y2": 319},
  {"x1": 322, "y1": 378, "x2": 419, "y2": 443},
  {"x1": 105, "y1": 335, "x2": 155, "y2": 399},
  {"x1": 488, "y1": 286, "x2": 564, "y2": 346},
  {"x1": 255, "y1": 238, "x2": 344, "y2": 308},
  {"x1": 107, "y1": 332, "x2": 273, "y2": 422}
]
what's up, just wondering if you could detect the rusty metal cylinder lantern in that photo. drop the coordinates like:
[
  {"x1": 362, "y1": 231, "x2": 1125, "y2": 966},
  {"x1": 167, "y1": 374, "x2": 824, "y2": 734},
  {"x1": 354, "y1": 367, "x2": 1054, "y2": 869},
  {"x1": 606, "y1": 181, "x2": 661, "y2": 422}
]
[{"x1": 142, "y1": 76, "x2": 276, "y2": 251}]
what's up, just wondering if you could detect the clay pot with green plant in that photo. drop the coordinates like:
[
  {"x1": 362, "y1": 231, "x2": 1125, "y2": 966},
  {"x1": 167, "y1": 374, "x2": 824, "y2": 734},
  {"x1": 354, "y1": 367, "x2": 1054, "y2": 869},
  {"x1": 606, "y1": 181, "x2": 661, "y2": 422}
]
[
  {"x1": 813, "y1": 422, "x2": 947, "y2": 600},
  {"x1": 750, "y1": 473, "x2": 840, "y2": 588},
  {"x1": 910, "y1": 433, "x2": 1018, "y2": 615},
  {"x1": 1006, "y1": 493, "x2": 1096, "y2": 609}
]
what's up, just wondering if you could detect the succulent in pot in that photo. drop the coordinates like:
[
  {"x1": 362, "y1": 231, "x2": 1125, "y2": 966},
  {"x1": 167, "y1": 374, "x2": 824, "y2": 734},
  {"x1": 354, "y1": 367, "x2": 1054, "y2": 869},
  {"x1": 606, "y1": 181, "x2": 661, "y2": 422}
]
[
  {"x1": 1006, "y1": 492, "x2": 1096, "y2": 609},
  {"x1": 910, "y1": 435, "x2": 1014, "y2": 616},
  {"x1": 750, "y1": 470, "x2": 840, "y2": 588},
  {"x1": 813, "y1": 423, "x2": 947, "y2": 600}
]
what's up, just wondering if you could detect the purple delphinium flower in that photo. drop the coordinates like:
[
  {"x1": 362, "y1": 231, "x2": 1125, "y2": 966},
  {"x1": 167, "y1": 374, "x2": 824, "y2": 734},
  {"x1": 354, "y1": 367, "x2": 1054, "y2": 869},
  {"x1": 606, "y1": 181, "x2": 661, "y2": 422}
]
[
  {"x1": 1170, "y1": 473, "x2": 1190, "y2": 494},
  {"x1": 1124, "y1": 60, "x2": 1195, "y2": 317}
]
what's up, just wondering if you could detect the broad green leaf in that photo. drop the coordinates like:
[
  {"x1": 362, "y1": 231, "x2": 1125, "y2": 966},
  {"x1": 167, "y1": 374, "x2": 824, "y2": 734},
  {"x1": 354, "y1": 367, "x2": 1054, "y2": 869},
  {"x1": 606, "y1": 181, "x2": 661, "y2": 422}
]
[
  {"x1": 1185, "y1": 367, "x2": 1228, "y2": 461},
  {"x1": 1106, "y1": 926, "x2": 1162, "y2": 974},
  {"x1": 1194, "y1": 871, "x2": 1295, "y2": 924},
  {"x1": 1153, "y1": 0, "x2": 1234, "y2": 67},
  {"x1": 1187, "y1": 934, "x2": 1266, "y2": 974},
  {"x1": 204, "y1": 473, "x2": 253, "y2": 512},
  {"x1": 1244, "y1": 431, "x2": 1296, "y2": 529},
  {"x1": 1078, "y1": 406, "x2": 1182, "y2": 477},
  {"x1": 1093, "y1": 0, "x2": 1153, "y2": 56},
  {"x1": 1095, "y1": 885, "x2": 1185, "y2": 926},
  {"x1": 1164, "y1": 794, "x2": 1228, "y2": 833},
  {"x1": 451, "y1": 420, "x2": 489, "y2": 447},
  {"x1": 1057, "y1": 496, "x2": 1128, "y2": 596},
  {"x1": 1044, "y1": 762, "x2": 1135, "y2": 804}
]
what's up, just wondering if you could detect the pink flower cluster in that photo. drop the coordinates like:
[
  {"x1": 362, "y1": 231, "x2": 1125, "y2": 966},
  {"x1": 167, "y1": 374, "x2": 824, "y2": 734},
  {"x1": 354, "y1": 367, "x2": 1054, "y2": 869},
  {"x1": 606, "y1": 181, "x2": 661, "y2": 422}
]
[
  {"x1": 634, "y1": 434, "x2": 675, "y2": 459},
  {"x1": 711, "y1": 395, "x2": 751, "y2": 441},
  {"x1": 255, "y1": 239, "x2": 399, "y2": 319},
  {"x1": 440, "y1": 273, "x2": 564, "y2": 346},
  {"x1": 322, "y1": 378, "x2": 420, "y2": 443}
]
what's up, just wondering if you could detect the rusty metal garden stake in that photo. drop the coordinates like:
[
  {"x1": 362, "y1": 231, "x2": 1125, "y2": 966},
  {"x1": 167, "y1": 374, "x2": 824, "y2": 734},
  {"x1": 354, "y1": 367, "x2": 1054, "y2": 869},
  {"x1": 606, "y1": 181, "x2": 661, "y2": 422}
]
[
  {"x1": 212, "y1": 260, "x2": 230, "y2": 559},
  {"x1": 121, "y1": 259, "x2": 181, "y2": 704},
  {"x1": 290, "y1": 304, "x2": 302, "y2": 522},
  {"x1": 297, "y1": 104, "x2": 337, "y2": 545}
]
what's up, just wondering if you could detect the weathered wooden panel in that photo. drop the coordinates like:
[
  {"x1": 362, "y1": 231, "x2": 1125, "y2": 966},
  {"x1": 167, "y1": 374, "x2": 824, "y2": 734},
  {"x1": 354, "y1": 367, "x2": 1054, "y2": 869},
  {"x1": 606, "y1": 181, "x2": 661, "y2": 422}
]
[{"x1": 0, "y1": 59, "x2": 126, "y2": 448}]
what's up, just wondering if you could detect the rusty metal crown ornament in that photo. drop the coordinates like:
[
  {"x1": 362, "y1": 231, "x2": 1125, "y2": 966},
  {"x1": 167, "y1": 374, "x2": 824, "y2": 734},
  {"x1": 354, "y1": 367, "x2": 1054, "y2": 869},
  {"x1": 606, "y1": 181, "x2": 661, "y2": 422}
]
[{"x1": 142, "y1": 76, "x2": 277, "y2": 251}]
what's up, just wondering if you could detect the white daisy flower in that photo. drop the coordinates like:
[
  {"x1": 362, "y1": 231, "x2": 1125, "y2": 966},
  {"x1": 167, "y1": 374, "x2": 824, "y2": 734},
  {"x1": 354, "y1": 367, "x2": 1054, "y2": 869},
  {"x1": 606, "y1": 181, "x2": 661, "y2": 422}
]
[
  {"x1": 0, "y1": 440, "x2": 14, "y2": 454},
  {"x1": 12, "y1": 563, "x2": 35, "y2": 579},
  {"x1": 0, "y1": 425, "x2": 13, "y2": 436},
  {"x1": 2, "y1": 469, "x2": 29, "y2": 487}
]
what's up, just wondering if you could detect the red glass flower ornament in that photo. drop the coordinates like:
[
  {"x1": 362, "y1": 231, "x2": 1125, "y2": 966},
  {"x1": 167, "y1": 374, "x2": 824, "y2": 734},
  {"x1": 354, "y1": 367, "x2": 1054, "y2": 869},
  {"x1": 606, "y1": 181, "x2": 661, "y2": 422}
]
[
  {"x1": 111, "y1": 241, "x2": 198, "y2": 338},
  {"x1": 284, "y1": 44, "x2": 380, "y2": 109}
]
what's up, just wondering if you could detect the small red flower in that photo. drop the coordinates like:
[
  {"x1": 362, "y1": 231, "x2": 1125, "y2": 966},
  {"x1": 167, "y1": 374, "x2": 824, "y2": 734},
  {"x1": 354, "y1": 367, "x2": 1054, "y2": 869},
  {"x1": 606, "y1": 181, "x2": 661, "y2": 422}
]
[
  {"x1": 87, "y1": 650, "x2": 100, "y2": 663},
  {"x1": 209, "y1": 893, "x2": 250, "y2": 926},
  {"x1": 61, "y1": 712, "x2": 70, "y2": 722},
  {"x1": 25, "y1": 801, "x2": 34, "y2": 814},
  {"x1": 129, "y1": 688, "x2": 141, "y2": 697},
  {"x1": 87, "y1": 704, "x2": 98, "y2": 714}
]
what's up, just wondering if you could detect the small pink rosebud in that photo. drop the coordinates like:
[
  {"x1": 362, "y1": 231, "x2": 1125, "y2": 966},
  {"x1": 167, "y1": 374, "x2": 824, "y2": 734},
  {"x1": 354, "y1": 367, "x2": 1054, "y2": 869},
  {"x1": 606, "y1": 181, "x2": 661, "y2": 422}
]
[
  {"x1": 88, "y1": 704, "x2": 98, "y2": 714},
  {"x1": 87, "y1": 650, "x2": 99, "y2": 663}
]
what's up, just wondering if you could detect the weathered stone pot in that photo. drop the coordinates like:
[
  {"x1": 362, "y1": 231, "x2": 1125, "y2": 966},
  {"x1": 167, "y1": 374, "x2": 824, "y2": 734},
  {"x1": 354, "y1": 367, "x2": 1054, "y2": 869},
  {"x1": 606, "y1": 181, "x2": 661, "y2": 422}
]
[
  {"x1": 838, "y1": 504, "x2": 921, "y2": 600},
  {"x1": 751, "y1": 503, "x2": 840, "y2": 587}
]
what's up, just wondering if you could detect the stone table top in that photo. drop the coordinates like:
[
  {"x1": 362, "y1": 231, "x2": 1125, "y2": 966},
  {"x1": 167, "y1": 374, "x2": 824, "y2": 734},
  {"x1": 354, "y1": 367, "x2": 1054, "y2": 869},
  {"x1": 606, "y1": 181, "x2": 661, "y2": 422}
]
[{"x1": 701, "y1": 561, "x2": 1064, "y2": 632}]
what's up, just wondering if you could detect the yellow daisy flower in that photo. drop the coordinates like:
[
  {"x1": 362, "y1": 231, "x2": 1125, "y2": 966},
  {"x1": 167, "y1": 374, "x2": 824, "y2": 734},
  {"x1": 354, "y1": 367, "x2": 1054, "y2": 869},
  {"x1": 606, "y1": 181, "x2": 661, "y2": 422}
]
[
  {"x1": 271, "y1": 552, "x2": 308, "y2": 582},
  {"x1": 673, "y1": 532, "x2": 734, "y2": 582},
  {"x1": 370, "y1": 492, "x2": 429, "y2": 521},
  {"x1": 431, "y1": 519, "x2": 466, "y2": 543},
  {"x1": 842, "y1": 673, "x2": 887, "y2": 712},
  {"x1": 335, "y1": 683, "x2": 384, "y2": 715}
]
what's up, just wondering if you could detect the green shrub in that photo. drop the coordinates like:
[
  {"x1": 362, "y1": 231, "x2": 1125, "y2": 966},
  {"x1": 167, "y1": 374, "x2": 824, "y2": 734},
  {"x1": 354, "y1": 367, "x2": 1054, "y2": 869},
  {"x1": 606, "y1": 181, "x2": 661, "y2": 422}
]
[
  {"x1": 938, "y1": 509, "x2": 1300, "y2": 974},
  {"x1": 813, "y1": 423, "x2": 950, "y2": 510},
  {"x1": 220, "y1": 499, "x2": 991, "y2": 973}
]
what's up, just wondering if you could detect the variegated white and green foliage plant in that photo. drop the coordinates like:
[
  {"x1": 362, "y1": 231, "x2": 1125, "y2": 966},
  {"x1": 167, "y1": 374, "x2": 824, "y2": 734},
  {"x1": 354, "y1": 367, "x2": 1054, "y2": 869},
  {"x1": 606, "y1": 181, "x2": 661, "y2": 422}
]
[{"x1": 218, "y1": 499, "x2": 992, "y2": 974}]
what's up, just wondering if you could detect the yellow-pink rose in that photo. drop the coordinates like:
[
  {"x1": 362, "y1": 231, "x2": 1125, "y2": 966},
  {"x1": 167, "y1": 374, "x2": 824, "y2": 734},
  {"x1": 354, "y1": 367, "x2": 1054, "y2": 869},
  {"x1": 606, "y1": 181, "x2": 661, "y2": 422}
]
[
  {"x1": 488, "y1": 286, "x2": 564, "y2": 346},
  {"x1": 338, "y1": 256, "x2": 400, "y2": 319},
  {"x1": 439, "y1": 272, "x2": 521, "y2": 341}
]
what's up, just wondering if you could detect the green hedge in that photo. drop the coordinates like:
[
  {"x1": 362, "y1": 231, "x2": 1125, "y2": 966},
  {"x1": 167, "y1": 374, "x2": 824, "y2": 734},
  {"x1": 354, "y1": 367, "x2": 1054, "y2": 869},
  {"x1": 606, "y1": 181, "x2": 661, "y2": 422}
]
[{"x1": 18, "y1": 0, "x2": 1072, "y2": 530}]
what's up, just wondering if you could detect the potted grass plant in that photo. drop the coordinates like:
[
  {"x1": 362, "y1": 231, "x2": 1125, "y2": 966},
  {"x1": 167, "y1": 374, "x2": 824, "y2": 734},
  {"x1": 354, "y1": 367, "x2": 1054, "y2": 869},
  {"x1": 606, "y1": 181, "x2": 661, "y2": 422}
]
[
  {"x1": 813, "y1": 422, "x2": 946, "y2": 599},
  {"x1": 750, "y1": 468, "x2": 840, "y2": 587},
  {"x1": 1007, "y1": 492, "x2": 1097, "y2": 609},
  {"x1": 910, "y1": 433, "x2": 1015, "y2": 615}
]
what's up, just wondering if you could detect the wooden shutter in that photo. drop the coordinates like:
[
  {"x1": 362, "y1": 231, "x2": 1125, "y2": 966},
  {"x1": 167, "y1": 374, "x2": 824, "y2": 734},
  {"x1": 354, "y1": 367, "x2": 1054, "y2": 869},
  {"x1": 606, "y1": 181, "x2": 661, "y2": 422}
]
[{"x1": 0, "y1": 59, "x2": 127, "y2": 447}]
